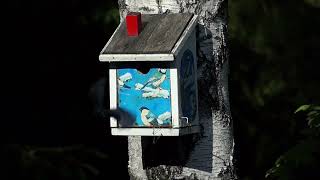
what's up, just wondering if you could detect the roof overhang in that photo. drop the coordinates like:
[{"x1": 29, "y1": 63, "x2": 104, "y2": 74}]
[{"x1": 99, "y1": 53, "x2": 174, "y2": 62}]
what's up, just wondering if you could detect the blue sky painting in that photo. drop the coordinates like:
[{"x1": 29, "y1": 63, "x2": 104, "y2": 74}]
[{"x1": 117, "y1": 68, "x2": 172, "y2": 127}]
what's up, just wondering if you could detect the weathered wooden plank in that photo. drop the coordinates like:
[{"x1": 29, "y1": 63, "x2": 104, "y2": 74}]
[
  {"x1": 124, "y1": 15, "x2": 164, "y2": 53},
  {"x1": 142, "y1": 13, "x2": 192, "y2": 53},
  {"x1": 103, "y1": 13, "x2": 193, "y2": 54},
  {"x1": 105, "y1": 15, "x2": 157, "y2": 54}
]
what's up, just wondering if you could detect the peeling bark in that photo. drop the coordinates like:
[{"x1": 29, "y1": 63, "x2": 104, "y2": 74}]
[{"x1": 117, "y1": 0, "x2": 235, "y2": 179}]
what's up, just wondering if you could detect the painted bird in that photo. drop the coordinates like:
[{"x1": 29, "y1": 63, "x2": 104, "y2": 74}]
[
  {"x1": 118, "y1": 79, "x2": 131, "y2": 89},
  {"x1": 139, "y1": 107, "x2": 158, "y2": 126},
  {"x1": 141, "y1": 69, "x2": 166, "y2": 89},
  {"x1": 118, "y1": 72, "x2": 132, "y2": 89}
]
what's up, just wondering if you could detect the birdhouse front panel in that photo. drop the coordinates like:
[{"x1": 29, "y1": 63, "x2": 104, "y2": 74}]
[{"x1": 117, "y1": 68, "x2": 172, "y2": 127}]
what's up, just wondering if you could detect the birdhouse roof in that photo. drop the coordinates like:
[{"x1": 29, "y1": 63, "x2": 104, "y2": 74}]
[{"x1": 99, "y1": 13, "x2": 198, "y2": 62}]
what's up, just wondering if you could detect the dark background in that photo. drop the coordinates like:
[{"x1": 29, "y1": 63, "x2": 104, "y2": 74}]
[{"x1": 2, "y1": 0, "x2": 320, "y2": 179}]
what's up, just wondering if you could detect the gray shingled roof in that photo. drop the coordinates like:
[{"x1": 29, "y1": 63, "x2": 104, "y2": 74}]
[{"x1": 102, "y1": 13, "x2": 193, "y2": 54}]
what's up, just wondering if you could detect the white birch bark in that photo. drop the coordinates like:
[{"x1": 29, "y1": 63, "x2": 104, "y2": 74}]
[{"x1": 117, "y1": 0, "x2": 235, "y2": 179}]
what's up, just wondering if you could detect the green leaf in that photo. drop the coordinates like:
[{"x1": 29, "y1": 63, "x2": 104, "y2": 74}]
[
  {"x1": 313, "y1": 106, "x2": 320, "y2": 111},
  {"x1": 294, "y1": 105, "x2": 311, "y2": 113}
]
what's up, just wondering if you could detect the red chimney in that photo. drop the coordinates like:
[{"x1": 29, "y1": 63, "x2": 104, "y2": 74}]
[{"x1": 126, "y1": 12, "x2": 142, "y2": 37}]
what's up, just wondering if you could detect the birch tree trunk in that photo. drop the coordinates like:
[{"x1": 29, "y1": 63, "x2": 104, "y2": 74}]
[{"x1": 117, "y1": 0, "x2": 235, "y2": 179}]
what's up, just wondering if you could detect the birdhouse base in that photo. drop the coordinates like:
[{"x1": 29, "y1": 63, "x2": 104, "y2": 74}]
[{"x1": 111, "y1": 126, "x2": 200, "y2": 136}]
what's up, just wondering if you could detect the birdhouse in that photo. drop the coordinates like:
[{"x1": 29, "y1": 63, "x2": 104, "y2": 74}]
[{"x1": 99, "y1": 12, "x2": 199, "y2": 136}]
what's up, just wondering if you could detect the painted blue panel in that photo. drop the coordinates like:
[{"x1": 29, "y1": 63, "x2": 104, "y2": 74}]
[
  {"x1": 180, "y1": 49, "x2": 197, "y2": 123},
  {"x1": 117, "y1": 68, "x2": 172, "y2": 127}
]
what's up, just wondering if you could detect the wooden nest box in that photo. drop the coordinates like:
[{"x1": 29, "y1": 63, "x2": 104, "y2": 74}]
[{"x1": 99, "y1": 12, "x2": 199, "y2": 136}]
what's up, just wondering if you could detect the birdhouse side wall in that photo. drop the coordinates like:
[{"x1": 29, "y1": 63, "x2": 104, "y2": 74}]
[{"x1": 176, "y1": 29, "x2": 199, "y2": 128}]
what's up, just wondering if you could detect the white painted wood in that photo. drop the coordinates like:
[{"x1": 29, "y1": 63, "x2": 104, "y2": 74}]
[
  {"x1": 111, "y1": 126, "x2": 200, "y2": 136},
  {"x1": 112, "y1": 128, "x2": 180, "y2": 136},
  {"x1": 170, "y1": 68, "x2": 179, "y2": 128},
  {"x1": 109, "y1": 69, "x2": 118, "y2": 127},
  {"x1": 99, "y1": 54, "x2": 174, "y2": 62},
  {"x1": 171, "y1": 15, "x2": 198, "y2": 57},
  {"x1": 110, "y1": 117, "x2": 117, "y2": 127}
]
